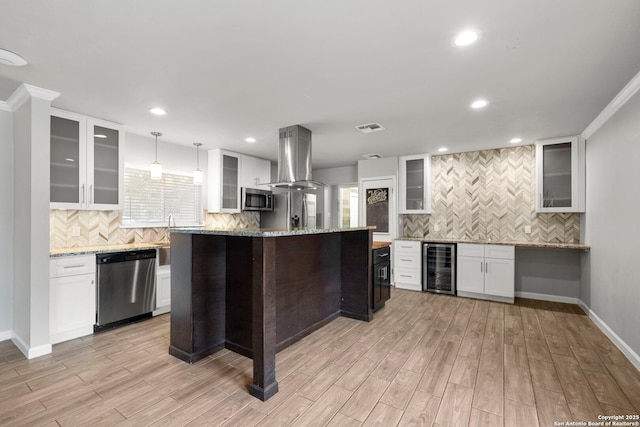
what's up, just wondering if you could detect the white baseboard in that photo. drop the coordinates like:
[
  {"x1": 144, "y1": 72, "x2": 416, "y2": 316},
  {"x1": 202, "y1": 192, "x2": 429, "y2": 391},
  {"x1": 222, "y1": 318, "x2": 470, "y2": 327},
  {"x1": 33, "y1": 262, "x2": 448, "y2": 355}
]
[
  {"x1": 515, "y1": 291, "x2": 579, "y2": 305},
  {"x1": 11, "y1": 333, "x2": 52, "y2": 359},
  {"x1": 578, "y1": 299, "x2": 640, "y2": 372},
  {"x1": 0, "y1": 330, "x2": 11, "y2": 341},
  {"x1": 153, "y1": 305, "x2": 171, "y2": 316},
  {"x1": 50, "y1": 326, "x2": 94, "y2": 345}
]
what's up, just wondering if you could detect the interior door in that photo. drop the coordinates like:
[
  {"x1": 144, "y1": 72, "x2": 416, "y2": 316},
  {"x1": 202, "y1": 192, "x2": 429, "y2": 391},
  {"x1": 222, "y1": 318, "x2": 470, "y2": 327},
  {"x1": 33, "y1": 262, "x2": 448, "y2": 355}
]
[{"x1": 360, "y1": 177, "x2": 396, "y2": 242}]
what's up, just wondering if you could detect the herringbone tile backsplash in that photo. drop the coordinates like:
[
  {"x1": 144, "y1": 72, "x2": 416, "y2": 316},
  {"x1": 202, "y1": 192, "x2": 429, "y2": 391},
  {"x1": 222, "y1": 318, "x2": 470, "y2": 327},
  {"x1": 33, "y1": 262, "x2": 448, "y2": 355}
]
[
  {"x1": 50, "y1": 210, "x2": 259, "y2": 249},
  {"x1": 402, "y1": 145, "x2": 581, "y2": 243}
]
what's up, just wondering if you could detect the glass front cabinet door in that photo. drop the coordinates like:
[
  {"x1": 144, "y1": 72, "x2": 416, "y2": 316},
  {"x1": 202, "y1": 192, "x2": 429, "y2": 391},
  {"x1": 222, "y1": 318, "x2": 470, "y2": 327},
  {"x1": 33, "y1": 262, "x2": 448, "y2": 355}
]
[
  {"x1": 50, "y1": 109, "x2": 124, "y2": 210},
  {"x1": 398, "y1": 154, "x2": 432, "y2": 214},
  {"x1": 207, "y1": 149, "x2": 241, "y2": 213},
  {"x1": 535, "y1": 136, "x2": 585, "y2": 213}
]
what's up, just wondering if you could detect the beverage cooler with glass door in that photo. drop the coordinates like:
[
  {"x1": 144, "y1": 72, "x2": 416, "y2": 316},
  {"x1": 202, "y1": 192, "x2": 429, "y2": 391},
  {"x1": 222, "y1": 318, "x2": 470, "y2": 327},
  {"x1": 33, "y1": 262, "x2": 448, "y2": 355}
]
[{"x1": 422, "y1": 243, "x2": 456, "y2": 295}]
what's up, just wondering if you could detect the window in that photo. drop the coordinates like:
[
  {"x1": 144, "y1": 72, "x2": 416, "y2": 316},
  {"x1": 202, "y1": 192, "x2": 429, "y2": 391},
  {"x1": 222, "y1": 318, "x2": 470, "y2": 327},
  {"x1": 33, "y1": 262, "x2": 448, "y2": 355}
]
[{"x1": 122, "y1": 167, "x2": 203, "y2": 227}]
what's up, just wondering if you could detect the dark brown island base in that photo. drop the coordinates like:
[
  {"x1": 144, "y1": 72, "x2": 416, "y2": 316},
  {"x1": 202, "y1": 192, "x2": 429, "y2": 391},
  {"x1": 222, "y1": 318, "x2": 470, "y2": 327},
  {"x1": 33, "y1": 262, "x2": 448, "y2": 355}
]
[{"x1": 168, "y1": 227, "x2": 375, "y2": 401}]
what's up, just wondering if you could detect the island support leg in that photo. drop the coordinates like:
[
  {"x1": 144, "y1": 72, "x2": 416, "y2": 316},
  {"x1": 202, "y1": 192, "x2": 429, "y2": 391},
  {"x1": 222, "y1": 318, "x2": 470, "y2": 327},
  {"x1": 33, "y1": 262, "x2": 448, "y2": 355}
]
[{"x1": 249, "y1": 237, "x2": 279, "y2": 401}]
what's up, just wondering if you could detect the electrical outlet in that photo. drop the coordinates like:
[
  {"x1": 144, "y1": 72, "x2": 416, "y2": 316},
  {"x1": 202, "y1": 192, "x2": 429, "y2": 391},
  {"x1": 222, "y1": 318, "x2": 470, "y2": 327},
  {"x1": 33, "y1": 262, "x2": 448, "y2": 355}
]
[
  {"x1": 434, "y1": 224, "x2": 440, "y2": 232},
  {"x1": 524, "y1": 225, "x2": 531, "y2": 234},
  {"x1": 71, "y1": 226, "x2": 81, "y2": 237}
]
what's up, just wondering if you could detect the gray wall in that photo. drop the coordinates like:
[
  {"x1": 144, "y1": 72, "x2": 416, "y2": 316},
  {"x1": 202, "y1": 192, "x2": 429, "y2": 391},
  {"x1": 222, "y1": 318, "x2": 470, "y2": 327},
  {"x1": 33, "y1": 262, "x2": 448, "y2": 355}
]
[
  {"x1": 0, "y1": 108, "x2": 13, "y2": 338},
  {"x1": 515, "y1": 247, "x2": 581, "y2": 299},
  {"x1": 358, "y1": 157, "x2": 398, "y2": 179},
  {"x1": 581, "y1": 84, "x2": 640, "y2": 357}
]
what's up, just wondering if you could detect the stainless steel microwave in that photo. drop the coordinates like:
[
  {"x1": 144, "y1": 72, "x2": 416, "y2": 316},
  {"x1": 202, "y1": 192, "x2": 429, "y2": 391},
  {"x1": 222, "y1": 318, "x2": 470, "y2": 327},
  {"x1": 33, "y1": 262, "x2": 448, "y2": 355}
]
[{"x1": 241, "y1": 187, "x2": 273, "y2": 211}]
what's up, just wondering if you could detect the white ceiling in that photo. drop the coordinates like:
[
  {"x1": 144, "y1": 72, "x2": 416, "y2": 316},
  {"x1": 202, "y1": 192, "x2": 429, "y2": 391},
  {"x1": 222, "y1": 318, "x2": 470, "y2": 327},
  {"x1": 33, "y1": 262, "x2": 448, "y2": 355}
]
[{"x1": 1, "y1": 1, "x2": 639, "y2": 169}]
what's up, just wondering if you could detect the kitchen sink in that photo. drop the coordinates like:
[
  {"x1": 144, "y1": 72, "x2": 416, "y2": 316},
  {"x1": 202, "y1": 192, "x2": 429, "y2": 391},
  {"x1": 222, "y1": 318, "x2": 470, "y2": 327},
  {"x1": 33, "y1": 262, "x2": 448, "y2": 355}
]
[{"x1": 159, "y1": 246, "x2": 170, "y2": 266}]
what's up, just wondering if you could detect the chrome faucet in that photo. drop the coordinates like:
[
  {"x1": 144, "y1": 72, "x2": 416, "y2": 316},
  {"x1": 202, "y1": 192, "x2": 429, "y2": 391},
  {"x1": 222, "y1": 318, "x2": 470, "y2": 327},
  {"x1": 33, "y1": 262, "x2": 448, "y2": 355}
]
[{"x1": 168, "y1": 214, "x2": 176, "y2": 228}]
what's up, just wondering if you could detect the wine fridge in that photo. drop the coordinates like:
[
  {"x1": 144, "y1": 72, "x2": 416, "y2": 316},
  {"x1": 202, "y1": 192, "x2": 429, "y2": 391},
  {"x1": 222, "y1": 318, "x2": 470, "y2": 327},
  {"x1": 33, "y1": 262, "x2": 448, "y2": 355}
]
[{"x1": 422, "y1": 243, "x2": 456, "y2": 295}]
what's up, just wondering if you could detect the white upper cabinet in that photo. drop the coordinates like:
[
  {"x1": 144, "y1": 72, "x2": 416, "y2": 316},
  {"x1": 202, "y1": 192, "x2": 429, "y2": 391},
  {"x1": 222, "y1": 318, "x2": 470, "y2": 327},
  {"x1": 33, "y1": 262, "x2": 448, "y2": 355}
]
[
  {"x1": 398, "y1": 154, "x2": 432, "y2": 214},
  {"x1": 240, "y1": 155, "x2": 271, "y2": 189},
  {"x1": 208, "y1": 149, "x2": 241, "y2": 213},
  {"x1": 50, "y1": 109, "x2": 124, "y2": 210},
  {"x1": 535, "y1": 136, "x2": 585, "y2": 213}
]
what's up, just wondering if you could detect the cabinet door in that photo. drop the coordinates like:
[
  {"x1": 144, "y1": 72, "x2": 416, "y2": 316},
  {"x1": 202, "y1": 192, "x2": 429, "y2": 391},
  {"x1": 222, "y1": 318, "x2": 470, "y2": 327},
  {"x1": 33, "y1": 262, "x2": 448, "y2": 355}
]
[
  {"x1": 50, "y1": 111, "x2": 87, "y2": 209},
  {"x1": 398, "y1": 154, "x2": 431, "y2": 214},
  {"x1": 222, "y1": 153, "x2": 240, "y2": 210},
  {"x1": 536, "y1": 136, "x2": 585, "y2": 213},
  {"x1": 484, "y1": 258, "x2": 515, "y2": 298},
  {"x1": 87, "y1": 118, "x2": 123, "y2": 210},
  {"x1": 50, "y1": 273, "x2": 96, "y2": 343},
  {"x1": 209, "y1": 149, "x2": 241, "y2": 213},
  {"x1": 255, "y1": 158, "x2": 271, "y2": 186},
  {"x1": 156, "y1": 269, "x2": 171, "y2": 309},
  {"x1": 457, "y1": 256, "x2": 485, "y2": 293}
]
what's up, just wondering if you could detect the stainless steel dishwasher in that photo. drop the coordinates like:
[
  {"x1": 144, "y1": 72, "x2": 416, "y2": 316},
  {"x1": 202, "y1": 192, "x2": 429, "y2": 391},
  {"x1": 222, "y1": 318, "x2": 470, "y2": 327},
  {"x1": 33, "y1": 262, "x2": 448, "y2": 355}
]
[{"x1": 95, "y1": 249, "x2": 156, "y2": 332}]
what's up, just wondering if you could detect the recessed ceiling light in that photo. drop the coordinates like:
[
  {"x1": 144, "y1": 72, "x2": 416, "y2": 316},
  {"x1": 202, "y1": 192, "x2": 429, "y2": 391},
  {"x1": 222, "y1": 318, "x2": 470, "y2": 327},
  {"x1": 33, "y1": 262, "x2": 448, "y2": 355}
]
[
  {"x1": 149, "y1": 107, "x2": 167, "y2": 116},
  {"x1": 94, "y1": 134, "x2": 107, "y2": 139},
  {"x1": 454, "y1": 30, "x2": 480, "y2": 47},
  {"x1": 510, "y1": 138, "x2": 523, "y2": 144},
  {"x1": 470, "y1": 99, "x2": 488, "y2": 109},
  {"x1": 438, "y1": 147, "x2": 448, "y2": 152},
  {"x1": 245, "y1": 137, "x2": 256, "y2": 143},
  {"x1": 0, "y1": 48, "x2": 27, "y2": 66}
]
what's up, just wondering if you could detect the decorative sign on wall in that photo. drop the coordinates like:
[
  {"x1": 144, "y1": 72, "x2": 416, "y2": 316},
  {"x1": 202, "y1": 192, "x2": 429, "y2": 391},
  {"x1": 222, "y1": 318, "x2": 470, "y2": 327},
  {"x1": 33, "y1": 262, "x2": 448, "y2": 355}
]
[{"x1": 366, "y1": 188, "x2": 389, "y2": 233}]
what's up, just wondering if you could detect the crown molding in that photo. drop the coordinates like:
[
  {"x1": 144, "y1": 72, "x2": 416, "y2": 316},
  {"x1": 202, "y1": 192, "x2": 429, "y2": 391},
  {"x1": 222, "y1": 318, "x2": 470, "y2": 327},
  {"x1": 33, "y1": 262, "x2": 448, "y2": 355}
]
[
  {"x1": 582, "y1": 70, "x2": 640, "y2": 140},
  {"x1": 0, "y1": 101, "x2": 10, "y2": 112},
  {"x1": 6, "y1": 83, "x2": 60, "y2": 111}
]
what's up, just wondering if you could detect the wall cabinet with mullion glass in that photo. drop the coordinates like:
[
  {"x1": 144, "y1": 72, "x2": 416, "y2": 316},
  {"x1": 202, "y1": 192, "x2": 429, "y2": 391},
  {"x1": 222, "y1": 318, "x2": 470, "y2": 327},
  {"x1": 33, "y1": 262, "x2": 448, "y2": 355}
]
[
  {"x1": 535, "y1": 135, "x2": 585, "y2": 213},
  {"x1": 398, "y1": 153, "x2": 432, "y2": 214},
  {"x1": 208, "y1": 149, "x2": 241, "y2": 213},
  {"x1": 50, "y1": 109, "x2": 124, "y2": 210}
]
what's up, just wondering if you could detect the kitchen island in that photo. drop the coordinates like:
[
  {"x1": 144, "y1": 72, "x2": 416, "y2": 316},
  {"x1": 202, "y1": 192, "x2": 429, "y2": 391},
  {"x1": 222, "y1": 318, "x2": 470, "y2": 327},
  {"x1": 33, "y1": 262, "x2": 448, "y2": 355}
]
[{"x1": 168, "y1": 226, "x2": 374, "y2": 401}]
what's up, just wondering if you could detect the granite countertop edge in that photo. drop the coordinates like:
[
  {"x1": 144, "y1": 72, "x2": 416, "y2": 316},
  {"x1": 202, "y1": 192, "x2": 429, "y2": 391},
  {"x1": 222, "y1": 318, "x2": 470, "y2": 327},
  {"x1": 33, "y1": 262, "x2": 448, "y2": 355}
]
[
  {"x1": 50, "y1": 242, "x2": 167, "y2": 257},
  {"x1": 169, "y1": 226, "x2": 375, "y2": 237},
  {"x1": 395, "y1": 237, "x2": 590, "y2": 250},
  {"x1": 50, "y1": 227, "x2": 376, "y2": 257}
]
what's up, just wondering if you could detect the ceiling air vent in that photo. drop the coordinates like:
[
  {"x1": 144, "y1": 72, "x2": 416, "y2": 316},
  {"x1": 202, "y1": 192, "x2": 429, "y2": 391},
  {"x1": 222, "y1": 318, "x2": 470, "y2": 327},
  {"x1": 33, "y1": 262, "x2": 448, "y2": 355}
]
[
  {"x1": 355, "y1": 123, "x2": 385, "y2": 133},
  {"x1": 362, "y1": 153, "x2": 382, "y2": 160}
]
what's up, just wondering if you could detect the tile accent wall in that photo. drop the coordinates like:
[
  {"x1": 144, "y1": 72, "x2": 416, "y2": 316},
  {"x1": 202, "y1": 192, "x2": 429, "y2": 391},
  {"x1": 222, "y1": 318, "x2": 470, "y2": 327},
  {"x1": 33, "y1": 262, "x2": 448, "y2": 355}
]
[
  {"x1": 402, "y1": 145, "x2": 581, "y2": 243},
  {"x1": 50, "y1": 210, "x2": 260, "y2": 249}
]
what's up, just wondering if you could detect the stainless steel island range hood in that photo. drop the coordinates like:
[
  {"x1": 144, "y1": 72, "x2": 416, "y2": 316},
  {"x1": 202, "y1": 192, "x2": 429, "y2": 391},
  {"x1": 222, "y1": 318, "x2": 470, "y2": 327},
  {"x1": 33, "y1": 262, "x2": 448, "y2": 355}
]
[{"x1": 269, "y1": 125, "x2": 324, "y2": 190}]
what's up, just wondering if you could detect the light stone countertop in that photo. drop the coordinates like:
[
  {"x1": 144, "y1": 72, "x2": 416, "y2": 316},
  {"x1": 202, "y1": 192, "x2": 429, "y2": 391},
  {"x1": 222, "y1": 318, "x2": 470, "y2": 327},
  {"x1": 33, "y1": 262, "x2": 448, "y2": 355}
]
[
  {"x1": 169, "y1": 226, "x2": 375, "y2": 237},
  {"x1": 395, "y1": 237, "x2": 590, "y2": 250},
  {"x1": 50, "y1": 242, "x2": 168, "y2": 257}
]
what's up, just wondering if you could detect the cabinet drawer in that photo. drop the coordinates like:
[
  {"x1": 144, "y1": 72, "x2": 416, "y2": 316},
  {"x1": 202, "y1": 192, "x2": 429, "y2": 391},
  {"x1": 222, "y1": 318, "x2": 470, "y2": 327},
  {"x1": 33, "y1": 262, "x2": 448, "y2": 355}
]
[
  {"x1": 50, "y1": 255, "x2": 96, "y2": 278},
  {"x1": 457, "y1": 243, "x2": 485, "y2": 258},
  {"x1": 373, "y1": 246, "x2": 391, "y2": 264},
  {"x1": 394, "y1": 253, "x2": 420, "y2": 268},
  {"x1": 394, "y1": 268, "x2": 421, "y2": 286},
  {"x1": 394, "y1": 240, "x2": 421, "y2": 253},
  {"x1": 485, "y1": 245, "x2": 514, "y2": 260}
]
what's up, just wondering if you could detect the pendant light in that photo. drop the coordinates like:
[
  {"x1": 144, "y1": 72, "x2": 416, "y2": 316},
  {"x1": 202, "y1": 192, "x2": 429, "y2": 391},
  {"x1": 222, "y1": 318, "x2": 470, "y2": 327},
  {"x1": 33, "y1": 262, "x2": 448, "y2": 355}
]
[
  {"x1": 193, "y1": 142, "x2": 203, "y2": 185},
  {"x1": 150, "y1": 131, "x2": 162, "y2": 180}
]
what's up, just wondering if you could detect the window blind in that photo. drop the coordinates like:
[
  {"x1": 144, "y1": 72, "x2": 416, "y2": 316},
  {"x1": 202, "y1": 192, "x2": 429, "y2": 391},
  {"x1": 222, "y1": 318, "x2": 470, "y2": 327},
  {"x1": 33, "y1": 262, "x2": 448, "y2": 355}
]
[{"x1": 122, "y1": 167, "x2": 203, "y2": 227}]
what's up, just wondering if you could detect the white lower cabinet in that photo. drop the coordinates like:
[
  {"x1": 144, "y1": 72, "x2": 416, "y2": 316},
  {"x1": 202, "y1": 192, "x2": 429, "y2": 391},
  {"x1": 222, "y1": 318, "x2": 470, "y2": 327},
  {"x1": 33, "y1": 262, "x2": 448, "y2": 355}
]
[
  {"x1": 457, "y1": 244, "x2": 515, "y2": 303},
  {"x1": 393, "y1": 240, "x2": 422, "y2": 291},
  {"x1": 49, "y1": 255, "x2": 96, "y2": 344},
  {"x1": 155, "y1": 266, "x2": 171, "y2": 315}
]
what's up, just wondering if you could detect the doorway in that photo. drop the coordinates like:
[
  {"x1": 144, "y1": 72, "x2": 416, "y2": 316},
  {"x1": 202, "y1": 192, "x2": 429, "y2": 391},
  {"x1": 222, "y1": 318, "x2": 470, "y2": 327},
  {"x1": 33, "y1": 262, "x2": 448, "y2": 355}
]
[
  {"x1": 359, "y1": 176, "x2": 397, "y2": 242},
  {"x1": 338, "y1": 186, "x2": 359, "y2": 228}
]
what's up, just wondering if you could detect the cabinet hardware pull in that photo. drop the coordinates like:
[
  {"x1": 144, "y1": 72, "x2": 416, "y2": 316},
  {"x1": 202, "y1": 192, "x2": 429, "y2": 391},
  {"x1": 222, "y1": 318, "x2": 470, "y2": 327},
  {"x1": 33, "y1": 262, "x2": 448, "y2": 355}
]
[
  {"x1": 378, "y1": 253, "x2": 389, "y2": 257},
  {"x1": 400, "y1": 274, "x2": 411, "y2": 277},
  {"x1": 81, "y1": 184, "x2": 85, "y2": 203},
  {"x1": 63, "y1": 265, "x2": 85, "y2": 269},
  {"x1": 480, "y1": 263, "x2": 483, "y2": 273},
  {"x1": 401, "y1": 258, "x2": 412, "y2": 262},
  {"x1": 485, "y1": 262, "x2": 488, "y2": 273},
  {"x1": 89, "y1": 185, "x2": 93, "y2": 204}
]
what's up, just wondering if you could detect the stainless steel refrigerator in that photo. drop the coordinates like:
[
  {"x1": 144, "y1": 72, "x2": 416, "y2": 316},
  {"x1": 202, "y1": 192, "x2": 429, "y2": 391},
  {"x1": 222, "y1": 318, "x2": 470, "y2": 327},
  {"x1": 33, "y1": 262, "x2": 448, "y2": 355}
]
[{"x1": 260, "y1": 190, "x2": 317, "y2": 229}]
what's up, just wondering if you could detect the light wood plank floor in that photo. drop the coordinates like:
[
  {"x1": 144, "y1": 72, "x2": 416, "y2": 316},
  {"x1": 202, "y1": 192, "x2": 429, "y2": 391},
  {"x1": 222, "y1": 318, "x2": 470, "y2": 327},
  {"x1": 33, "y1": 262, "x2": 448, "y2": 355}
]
[{"x1": 1, "y1": 290, "x2": 639, "y2": 426}]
